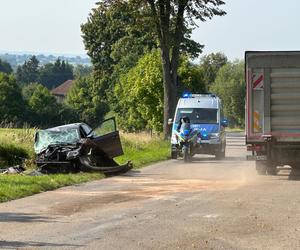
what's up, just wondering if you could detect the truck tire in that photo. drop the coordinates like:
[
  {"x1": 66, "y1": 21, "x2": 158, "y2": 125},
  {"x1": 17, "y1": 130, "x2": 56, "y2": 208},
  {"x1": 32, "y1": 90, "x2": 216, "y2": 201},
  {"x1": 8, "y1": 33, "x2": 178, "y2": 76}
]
[
  {"x1": 267, "y1": 166, "x2": 278, "y2": 176},
  {"x1": 255, "y1": 161, "x2": 267, "y2": 175}
]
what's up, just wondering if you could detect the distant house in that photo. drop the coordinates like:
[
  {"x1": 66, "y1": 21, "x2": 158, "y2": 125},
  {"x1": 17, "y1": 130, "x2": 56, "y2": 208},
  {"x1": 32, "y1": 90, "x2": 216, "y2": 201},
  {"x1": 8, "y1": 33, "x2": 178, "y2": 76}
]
[{"x1": 51, "y1": 80, "x2": 74, "y2": 103}]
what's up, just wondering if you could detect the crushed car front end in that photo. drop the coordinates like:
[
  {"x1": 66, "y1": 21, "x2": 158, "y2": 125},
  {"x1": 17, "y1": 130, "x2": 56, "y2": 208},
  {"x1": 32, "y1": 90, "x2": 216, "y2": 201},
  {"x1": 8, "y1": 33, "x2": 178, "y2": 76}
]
[{"x1": 34, "y1": 119, "x2": 132, "y2": 174}]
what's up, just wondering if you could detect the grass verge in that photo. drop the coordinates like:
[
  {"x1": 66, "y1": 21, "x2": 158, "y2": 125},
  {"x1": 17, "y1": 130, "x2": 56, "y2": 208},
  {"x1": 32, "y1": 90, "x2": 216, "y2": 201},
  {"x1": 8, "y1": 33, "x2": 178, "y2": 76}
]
[
  {"x1": 0, "y1": 129, "x2": 170, "y2": 202},
  {"x1": 0, "y1": 173, "x2": 104, "y2": 203},
  {"x1": 226, "y1": 127, "x2": 245, "y2": 133},
  {"x1": 116, "y1": 133, "x2": 170, "y2": 168}
]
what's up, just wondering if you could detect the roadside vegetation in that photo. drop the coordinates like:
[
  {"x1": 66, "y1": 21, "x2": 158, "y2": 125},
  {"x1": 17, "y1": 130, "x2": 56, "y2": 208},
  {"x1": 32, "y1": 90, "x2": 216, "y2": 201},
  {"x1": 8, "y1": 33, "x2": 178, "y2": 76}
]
[
  {"x1": 0, "y1": 128, "x2": 170, "y2": 202},
  {"x1": 0, "y1": 173, "x2": 104, "y2": 203},
  {"x1": 116, "y1": 133, "x2": 170, "y2": 168}
]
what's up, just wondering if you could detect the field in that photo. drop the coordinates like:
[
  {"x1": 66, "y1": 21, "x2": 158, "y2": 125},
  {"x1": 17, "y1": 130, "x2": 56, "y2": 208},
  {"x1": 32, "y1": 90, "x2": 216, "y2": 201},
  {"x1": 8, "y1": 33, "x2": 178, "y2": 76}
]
[{"x1": 0, "y1": 128, "x2": 170, "y2": 202}]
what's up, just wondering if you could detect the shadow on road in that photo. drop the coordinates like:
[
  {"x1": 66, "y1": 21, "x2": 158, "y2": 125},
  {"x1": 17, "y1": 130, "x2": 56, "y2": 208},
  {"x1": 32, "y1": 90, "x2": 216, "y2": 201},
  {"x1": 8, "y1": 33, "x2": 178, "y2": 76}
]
[
  {"x1": 188, "y1": 155, "x2": 246, "y2": 163},
  {"x1": 0, "y1": 213, "x2": 51, "y2": 223},
  {"x1": 0, "y1": 240, "x2": 83, "y2": 249}
]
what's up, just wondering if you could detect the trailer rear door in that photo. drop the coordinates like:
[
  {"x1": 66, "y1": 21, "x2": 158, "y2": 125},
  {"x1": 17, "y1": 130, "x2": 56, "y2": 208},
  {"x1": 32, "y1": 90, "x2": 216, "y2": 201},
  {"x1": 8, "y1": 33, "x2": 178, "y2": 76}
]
[{"x1": 270, "y1": 68, "x2": 300, "y2": 134}]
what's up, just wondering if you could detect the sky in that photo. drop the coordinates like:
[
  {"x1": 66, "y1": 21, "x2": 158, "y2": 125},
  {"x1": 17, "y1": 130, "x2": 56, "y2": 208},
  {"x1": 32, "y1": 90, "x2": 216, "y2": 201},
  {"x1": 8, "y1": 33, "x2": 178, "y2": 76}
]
[
  {"x1": 1, "y1": 0, "x2": 300, "y2": 59},
  {"x1": 0, "y1": 0, "x2": 97, "y2": 56}
]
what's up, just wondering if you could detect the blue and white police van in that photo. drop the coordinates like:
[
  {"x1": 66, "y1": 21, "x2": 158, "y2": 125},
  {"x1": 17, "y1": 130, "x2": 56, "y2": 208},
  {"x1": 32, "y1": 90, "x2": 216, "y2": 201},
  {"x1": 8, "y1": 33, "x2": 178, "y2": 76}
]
[{"x1": 169, "y1": 93, "x2": 228, "y2": 159}]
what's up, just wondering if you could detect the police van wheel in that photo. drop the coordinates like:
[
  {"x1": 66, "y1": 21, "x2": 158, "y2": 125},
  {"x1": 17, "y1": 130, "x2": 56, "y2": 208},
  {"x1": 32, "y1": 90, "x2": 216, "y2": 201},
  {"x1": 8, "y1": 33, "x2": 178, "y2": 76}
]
[
  {"x1": 215, "y1": 150, "x2": 225, "y2": 160},
  {"x1": 171, "y1": 151, "x2": 177, "y2": 159}
]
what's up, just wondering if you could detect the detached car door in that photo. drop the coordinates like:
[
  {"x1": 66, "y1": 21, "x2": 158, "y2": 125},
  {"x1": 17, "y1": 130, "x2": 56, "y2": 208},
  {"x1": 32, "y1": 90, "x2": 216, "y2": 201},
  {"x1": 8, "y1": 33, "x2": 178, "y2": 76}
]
[{"x1": 90, "y1": 117, "x2": 123, "y2": 158}]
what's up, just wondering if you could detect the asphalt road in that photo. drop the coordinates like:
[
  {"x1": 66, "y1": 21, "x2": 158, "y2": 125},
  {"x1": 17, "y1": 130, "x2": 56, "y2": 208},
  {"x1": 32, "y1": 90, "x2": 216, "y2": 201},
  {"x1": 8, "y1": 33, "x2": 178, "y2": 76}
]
[{"x1": 1, "y1": 132, "x2": 300, "y2": 249}]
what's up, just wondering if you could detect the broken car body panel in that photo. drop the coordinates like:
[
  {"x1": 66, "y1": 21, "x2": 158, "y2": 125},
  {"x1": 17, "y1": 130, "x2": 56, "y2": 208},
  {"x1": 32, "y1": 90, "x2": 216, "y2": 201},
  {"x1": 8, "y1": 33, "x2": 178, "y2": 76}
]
[{"x1": 34, "y1": 118, "x2": 132, "y2": 174}]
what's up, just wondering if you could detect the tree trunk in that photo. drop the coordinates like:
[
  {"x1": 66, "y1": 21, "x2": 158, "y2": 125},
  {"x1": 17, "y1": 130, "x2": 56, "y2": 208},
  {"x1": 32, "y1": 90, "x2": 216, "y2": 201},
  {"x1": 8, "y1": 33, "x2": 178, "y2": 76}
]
[
  {"x1": 160, "y1": 46, "x2": 177, "y2": 139},
  {"x1": 146, "y1": 0, "x2": 181, "y2": 139}
]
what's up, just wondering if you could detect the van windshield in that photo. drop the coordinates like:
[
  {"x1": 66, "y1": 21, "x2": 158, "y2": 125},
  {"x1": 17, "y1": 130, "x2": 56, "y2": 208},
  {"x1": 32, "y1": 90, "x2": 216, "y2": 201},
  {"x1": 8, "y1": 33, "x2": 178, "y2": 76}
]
[{"x1": 175, "y1": 108, "x2": 218, "y2": 124}]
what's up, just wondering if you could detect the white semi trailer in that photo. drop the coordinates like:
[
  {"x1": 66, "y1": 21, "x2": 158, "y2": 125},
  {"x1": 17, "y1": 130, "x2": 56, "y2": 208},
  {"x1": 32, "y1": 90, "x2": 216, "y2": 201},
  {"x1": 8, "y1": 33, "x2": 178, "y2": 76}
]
[{"x1": 246, "y1": 51, "x2": 300, "y2": 175}]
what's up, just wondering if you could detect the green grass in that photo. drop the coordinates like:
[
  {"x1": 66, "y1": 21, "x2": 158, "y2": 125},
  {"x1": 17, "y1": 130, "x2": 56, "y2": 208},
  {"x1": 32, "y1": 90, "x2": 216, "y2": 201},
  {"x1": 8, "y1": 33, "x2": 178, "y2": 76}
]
[
  {"x1": 0, "y1": 128, "x2": 35, "y2": 166},
  {"x1": 0, "y1": 129, "x2": 170, "y2": 202},
  {"x1": 0, "y1": 173, "x2": 103, "y2": 203},
  {"x1": 116, "y1": 133, "x2": 170, "y2": 168},
  {"x1": 226, "y1": 127, "x2": 245, "y2": 133}
]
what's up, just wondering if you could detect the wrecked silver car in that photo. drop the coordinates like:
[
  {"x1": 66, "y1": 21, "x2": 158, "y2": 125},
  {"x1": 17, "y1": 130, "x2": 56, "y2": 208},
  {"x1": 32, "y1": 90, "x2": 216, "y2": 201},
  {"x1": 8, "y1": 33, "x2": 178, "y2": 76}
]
[{"x1": 34, "y1": 117, "x2": 132, "y2": 174}]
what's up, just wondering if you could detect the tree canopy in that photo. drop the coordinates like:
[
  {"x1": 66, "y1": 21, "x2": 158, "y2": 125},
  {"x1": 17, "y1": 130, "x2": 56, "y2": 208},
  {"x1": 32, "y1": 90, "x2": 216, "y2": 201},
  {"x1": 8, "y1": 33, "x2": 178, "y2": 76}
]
[
  {"x1": 0, "y1": 73, "x2": 25, "y2": 125},
  {"x1": 0, "y1": 59, "x2": 13, "y2": 74},
  {"x1": 200, "y1": 52, "x2": 228, "y2": 87},
  {"x1": 82, "y1": 0, "x2": 226, "y2": 137},
  {"x1": 66, "y1": 75, "x2": 109, "y2": 127},
  {"x1": 22, "y1": 83, "x2": 78, "y2": 127},
  {"x1": 210, "y1": 60, "x2": 245, "y2": 127},
  {"x1": 16, "y1": 56, "x2": 74, "y2": 89},
  {"x1": 114, "y1": 50, "x2": 208, "y2": 132},
  {"x1": 81, "y1": 0, "x2": 157, "y2": 75},
  {"x1": 16, "y1": 56, "x2": 39, "y2": 86},
  {"x1": 38, "y1": 59, "x2": 74, "y2": 89}
]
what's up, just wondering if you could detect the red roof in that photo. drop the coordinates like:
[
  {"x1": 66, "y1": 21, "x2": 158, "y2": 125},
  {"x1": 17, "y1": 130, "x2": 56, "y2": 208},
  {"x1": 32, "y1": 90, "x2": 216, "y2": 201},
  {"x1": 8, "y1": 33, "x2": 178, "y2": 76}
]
[{"x1": 51, "y1": 80, "x2": 74, "y2": 96}]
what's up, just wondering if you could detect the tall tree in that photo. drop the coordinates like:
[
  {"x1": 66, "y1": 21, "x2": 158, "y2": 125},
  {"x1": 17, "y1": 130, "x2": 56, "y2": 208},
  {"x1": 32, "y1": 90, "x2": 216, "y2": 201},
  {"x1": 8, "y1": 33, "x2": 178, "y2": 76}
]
[
  {"x1": 25, "y1": 84, "x2": 59, "y2": 126},
  {"x1": 115, "y1": 50, "x2": 207, "y2": 132},
  {"x1": 178, "y1": 57, "x2": 206, "y2": 94},
  {"x1": 74, "y1": 64, "x2": 93, "y2": 78},
  {"x1": 145, "y1": 0, "x2": 226, "y2": 137},
  {"x1": 16, "y1": 56, "x2": 39, "y2": 85},
  {"x1": 210, "y1": 60, "x2": 245, "y2": 127},
  {"x1": 0, "y1": 73, "x2": 25, "y2": 125},
  {"x1": 66, "y1": 75, "x2": 108, "y2": 127},
  {"x1": 39, "y1": 59, "x2": 74, "y2": 89},
  {"x1": 22, "y1": 83, "x2": 78, "y2": 126},
  {"x1": 82, "y1": 1, "x2": 157, "y2": 76},
  {"x1": 82, "y1": 0, "x2": 226, "y2": 137},
  {"x1": 0, "y1": 59, "x2": 13, "y2": 74},
  {"x1": 200, "y1": 52, "x2": 227, "y2": 87},
  {"x1": 81, "y1": 1, "x2": 203, "y2": 109}
]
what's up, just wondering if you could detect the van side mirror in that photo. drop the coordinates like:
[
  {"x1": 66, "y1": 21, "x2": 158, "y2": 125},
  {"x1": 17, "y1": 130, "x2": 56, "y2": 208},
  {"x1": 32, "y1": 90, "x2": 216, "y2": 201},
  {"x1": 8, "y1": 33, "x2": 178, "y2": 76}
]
[
  {"x1": 221, "y1": 119, "x2": 228, "y2": 127},
  {"x1": 168, "y1": 118, "x2": 173, "y2": 125}
]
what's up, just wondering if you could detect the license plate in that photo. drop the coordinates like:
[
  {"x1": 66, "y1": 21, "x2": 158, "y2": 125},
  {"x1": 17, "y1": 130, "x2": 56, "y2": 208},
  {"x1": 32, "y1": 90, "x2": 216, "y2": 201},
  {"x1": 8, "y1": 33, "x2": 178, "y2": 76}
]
[
  {"x1": 256, "y1": 155, "x2": 267, "y2": 160},
  {"x1": 246, "y1": 155, "x2": 267, "y2": 161}
]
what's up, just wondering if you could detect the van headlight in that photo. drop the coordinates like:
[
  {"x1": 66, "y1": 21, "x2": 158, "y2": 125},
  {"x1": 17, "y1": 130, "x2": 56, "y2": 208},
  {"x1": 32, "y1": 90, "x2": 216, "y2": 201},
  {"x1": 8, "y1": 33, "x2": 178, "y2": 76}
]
[{"x1": 210, "y1": 133, "x2": 220, "y2": 139}]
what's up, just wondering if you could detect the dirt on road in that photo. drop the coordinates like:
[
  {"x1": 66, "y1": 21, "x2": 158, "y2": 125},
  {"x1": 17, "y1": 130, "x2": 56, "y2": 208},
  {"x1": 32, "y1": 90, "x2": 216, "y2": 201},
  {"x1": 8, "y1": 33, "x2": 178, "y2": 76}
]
[{"x1": 1, "y1": 132, "x2": 300, "y2": 249}]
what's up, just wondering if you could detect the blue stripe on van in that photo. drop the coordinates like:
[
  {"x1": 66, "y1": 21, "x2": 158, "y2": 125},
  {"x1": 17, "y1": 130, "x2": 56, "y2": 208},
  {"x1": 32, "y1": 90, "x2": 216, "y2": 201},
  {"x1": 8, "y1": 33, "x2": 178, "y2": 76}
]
[{"x1": 173, "y1": 123, "x2": 219, "y2": 133}]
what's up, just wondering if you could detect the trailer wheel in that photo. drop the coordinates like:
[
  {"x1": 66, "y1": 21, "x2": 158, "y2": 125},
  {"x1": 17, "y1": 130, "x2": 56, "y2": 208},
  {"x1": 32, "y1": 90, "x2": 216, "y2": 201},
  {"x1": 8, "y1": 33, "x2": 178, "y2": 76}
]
[
  {"x1": 255, "y1": 161, "x2": 267, "y2": 175},
  {"x1": 267, "y1": 167, "x2": 278, "y2": 176}
]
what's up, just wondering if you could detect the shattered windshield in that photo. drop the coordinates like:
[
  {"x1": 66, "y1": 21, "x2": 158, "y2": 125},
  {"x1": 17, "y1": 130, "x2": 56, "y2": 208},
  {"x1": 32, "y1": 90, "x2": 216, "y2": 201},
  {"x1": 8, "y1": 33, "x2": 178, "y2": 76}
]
[{"x1": 34, "y1": 128, "x2": 81, "y2": 154}]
